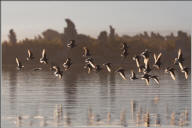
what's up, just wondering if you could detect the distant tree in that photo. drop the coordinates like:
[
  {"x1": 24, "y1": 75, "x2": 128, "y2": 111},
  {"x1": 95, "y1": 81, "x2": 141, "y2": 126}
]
[
  {"x1": 98, "y1": 31, "x2": 108, "y2": 43},
  {"x1": 63, "y1": 19, "x2": 77, "y2": 41},
  {"x1": 143, "y1": 31, "x2": 149, "y2": 39},
  {"x1": 8, "y1": 29, "x2": 17, "y2": 45},
  {"x1": 109, "y1": 25, "x2": 115, "y2": 41},
  {"x1": 42, "y1": 29, "x2": 60, "y2": 41}
]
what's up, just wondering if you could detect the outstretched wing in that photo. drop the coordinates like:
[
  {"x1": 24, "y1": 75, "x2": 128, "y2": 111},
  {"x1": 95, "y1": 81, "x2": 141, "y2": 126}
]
[
  {"x1": 145, "y1": 79, "x2": 149, "y2": 85},
  {"x1": 153, "y1": 54, "x2": 157, "y2": 63},
  {"x1": 28, "y1": 49, "x2": 31, "y2": 57},
  {"x1": 156, "y1": 53, "x2": 162, "y2": 62},
  {"x1": 178, "y1": 49, "x2": 182, "y2": 59},
  {"x1": 106, "y1": 65, "x2": 111, "y2": 72},
  {"x1": 144, "y1": 58, "x2": 149, "y2": 68},
  {"x1": 170, "y1": 71, "x2": 176, "y2": 80},
  {"x1": 184, "y1": 72, "x2": 188, "y2": 79},
  {"x1": 178, "y1": 62, "x2": 184, "y2": 71},
  {"x1": 120, "y1": 72, "x2": 127, "y2": 80},
  {"x1": 42, "y1": 49, "x2": 46, "y2": 58},
  {"x1": 153, "y1": 78, "x2": 159, "y2": 84},
  {"x1": 16, "y1": 57, "x2": 20, "y2": 66},
  {"x1": 135, "y1": 58, "x2": 140, "y2": 68}
]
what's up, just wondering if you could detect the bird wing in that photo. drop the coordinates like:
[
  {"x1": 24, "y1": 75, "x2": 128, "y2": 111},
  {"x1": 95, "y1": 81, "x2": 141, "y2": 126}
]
[
  {"x1": 135, "y1": 59, "x2": 140, "y2": 68},
  {"x1": 156, "y1": 53, "x2": 162, "y2": 62},
  {"x1": 131, "y1": 71, "x2": 134, "y2": 77},
  {"x1": 178, "y1": 62, "x2": 184, "y2": 71},
  {"x1": 144, "y1": 58, "x2": 149, "y2": 68},
  {"x1": 184, "y1": 72, "x2": 188, "y2": 79},
  {"x1": 42, "y1": 49, "x2": 46, "y2": 58},
  {"x1": 16, "y1": 57, "x2": 20, "y2": 66},
  {"x1": 153, "y1": 53, "x2": 157, "y2": 63},
  {"x1": 170, "y1": 71, "x2": 176, "y2": 80},
  {"x1": 178, "y1": 49, "x2": 182, "y2": 59},
  {"x1": 89, "y1": 61, "x2": 96, "y2": 69},
  {"x1": 145, "y1": 79, "x2": 149, "y2": 85},
  {"x1": 106, "y1": 65, "x2": 111, "y2": 72},
  {"x1": 120, "y1": 72, "x2": 127, "y2": 80},
  {"x1": 53, "y1": 66, "x2": 59, "y2": 72},
  {"x1": 28, "y1": 49, "x2": 31, "y2": 57},
  {"x1": 153, "y1": 78, "x2": 159, "y2": 84}
]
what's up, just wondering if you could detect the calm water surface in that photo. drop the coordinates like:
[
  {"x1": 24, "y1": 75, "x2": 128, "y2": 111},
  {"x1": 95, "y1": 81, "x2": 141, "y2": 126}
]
[{"x1": 1, "y1": 68, "x2": 191, "y2": 128}]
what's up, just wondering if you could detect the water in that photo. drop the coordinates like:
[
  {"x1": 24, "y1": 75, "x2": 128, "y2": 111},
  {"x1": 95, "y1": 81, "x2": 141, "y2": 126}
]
[{"x1": 1, "y1": 67, "x2": 191, "y2": 128}]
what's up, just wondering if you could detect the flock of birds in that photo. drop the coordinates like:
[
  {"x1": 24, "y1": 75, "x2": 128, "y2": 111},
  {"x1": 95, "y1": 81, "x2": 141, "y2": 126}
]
[{"x1": 15, "y1": 40, "x2": 190, "y2": 85}]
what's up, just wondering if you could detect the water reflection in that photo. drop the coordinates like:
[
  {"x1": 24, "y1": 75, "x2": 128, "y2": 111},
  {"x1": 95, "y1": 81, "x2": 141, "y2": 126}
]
[
  {"x1": 1, "y1": 69, "x2": 191, "y2": 128},
  {"x1": 63, "y1": 72, "x2": 78, "y2": 112},
  {"x1": 8, "y1": 71, "x2": 18, "y2": 109}
]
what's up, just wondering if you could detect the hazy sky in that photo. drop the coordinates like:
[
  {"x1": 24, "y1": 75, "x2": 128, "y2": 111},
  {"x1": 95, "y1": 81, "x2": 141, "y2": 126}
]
[{"x1": 2, "y1": 1, "x2": 192, "y2": 41}]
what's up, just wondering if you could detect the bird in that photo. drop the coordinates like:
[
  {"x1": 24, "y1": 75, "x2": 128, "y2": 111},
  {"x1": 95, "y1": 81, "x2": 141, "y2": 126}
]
[
  {"x1": 26, "y1": 49, "x2": 34, "y2": 61},
  {"x1": 133, "y1": 55, "x2": 141, "y2": 68},
  {"x1": 121, "y1": 49, "x2": 128, "y2": 58},
  {"x1": 130, "y1": 70, "x2": 138, "y2": 80},
  {"x1": 16, "y1": 57, "x2": 24, "y2": 70},
  {"x1": 84, "y1": 63, "x2": 93, "y2": 74},
  {"x1": 103, "y1": 63, "x2": 112, "y2": 73},
  {"x1": 138, "y1": 65, "x2": 146, "y2": 73},
  {"x1": 85, "y1": 58, "x2": 96, "y2": 69},
  {"x1": 32, "y1": 68, "x2": 42, "y2": 71},
  {"x1": 141, "y1": 49, "x2": 151, "y2": 59},
  {"x1": 178, "y1": 62, "x2": 190, "y2": 79},
  {"x1": 143, "y1": 58, "x2": 151, "y2": 74},
  {"x1": 52, "y1": 66, "x2": 63, "y2": 79},
  {"x1": 141, "y1": 73, "x2": 151, "y2": 85},
  {"x1": 63, "y1": 58, "x2": 72, "y2": 71},
  {"x1": 121, "y1": 42, "x2": 128, "y2": 50},
  {"x1": 174, "y1": 49, "x2": 184, "y2": 65},
  {"x1": 153, "y1": 53, "x2": 162, "y2": 69},
  {"x1": 67, "y1": 40, "x2": 76, "y2": 48},
  {"x1": 165, "y1": 67, "x2": 176, "y2": 80},
  {"x1": 94, "y1": 64, "x2": 102, "y2": 72},
  {"x1": 82, "y1": 47, "x2": 91, "y2": 57},
  {"x1": 40, "y1": 49, "x2": 48, "y2": 64},
  {"x1": 116, "y1": 68, "x2": 127, "y2": 80},
  {"x1": 150, "y1": 75, "x2": 159, "y2": 84}
]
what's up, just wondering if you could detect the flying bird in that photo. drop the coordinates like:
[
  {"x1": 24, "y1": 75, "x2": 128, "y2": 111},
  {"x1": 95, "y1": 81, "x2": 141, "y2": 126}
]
[
  {"x1": 33, "y1": 68, "x2": 42, "y2": 71},
  {"x1": 133, "y1": 55, "x2": 141, "y2": 68},
  {"x1": 153, "y1": 53, "x2": 162, "y2": 69},
  {"x1": 94, "y1": 65, "x2": 102, "y2": 72},
  {"x1": 82, "y1": 47, "x2": 91, "y2": 57},
  {"x1": 121, "y1": 49, "x2": 128, "y2": 58},
  {"x1": 16, "y1": 57, "x2": 24, "y2": 70},
  {"x1": 103, "y1": 63, "x2": 112, "y2": 73},
  {"x1": 141, "y1": 49, "x2": 151, "y2": 59},
  {"x1": 67, "y1": 40, "x2": 76, "y2": 48},
  {"x1": 143, "y1": 58, "x2": 151, "y2": 74},
  {"x1": 150, "y1": 75, "x2": 159, "y2": 84},
  {"x1": 52, "y1": 66, "x2": 63, "y2": 79},
  {"x1": 174, "y1": 49, "x2": 184, "y2": 65},
  {"x1": 40, "y1": 49, "x2": 48, "y2": 64},
  {"x1": 85, "y1": 58, "x2": 96, "y2": 69},
  {"x1": 26, "y1": 49, "x2": 34, "y2": 61},
  {"x1": 121, "y1": 42, "x2": 128, "y2": 50},
  {"x1": 116, "y1": 68, "x2": 127, "y2": 80},
  {"x1": 165, "y1": 67, "x2": 176, "y2": 80},
  {"x1": 63, "y1": 58, "x2": 72, "y2": 71},
  {"x1": 178, "y1": 62, "x2": 190, "y2": 79},
  {"x1": 130, "y1": 70, "x2": 138, "y2": 80},
  {"x1": 141, "y1": 73, "x2": 151, "y2": 85},
  {"x1": 84, "y1": 63, "x2": 93, "y2": 74}
]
